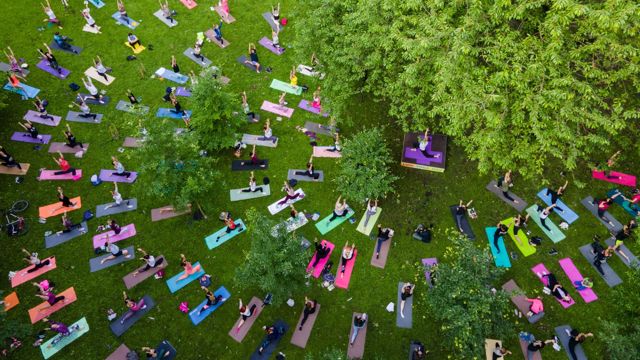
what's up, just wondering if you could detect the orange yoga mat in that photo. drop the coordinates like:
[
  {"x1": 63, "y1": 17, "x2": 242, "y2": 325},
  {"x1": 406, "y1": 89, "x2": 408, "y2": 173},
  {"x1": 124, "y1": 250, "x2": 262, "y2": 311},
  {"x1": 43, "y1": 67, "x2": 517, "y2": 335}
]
[
  {"x1": 38, "y1": 197, "x2": 82, "y2": 219},
  {"x1": 3, "y1": 292, "x2": 19, "y2": 311},
  {"x1": 28, "y1": 287, "x2": 77, "y2": 323}
]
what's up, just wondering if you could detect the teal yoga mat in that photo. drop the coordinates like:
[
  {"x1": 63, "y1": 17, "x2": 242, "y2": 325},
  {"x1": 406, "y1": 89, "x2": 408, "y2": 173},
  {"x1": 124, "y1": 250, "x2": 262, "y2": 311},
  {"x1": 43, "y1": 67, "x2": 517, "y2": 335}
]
[
  {"x1": 485, "y1": 227, "x2": 511, "y2": 268},
  {"x1": 204, "y1": 219, "x2": 246, "y2": 250},
  {"x1": 315, "y1": 208, "x2": 355, "y2": 235},
  {"x1": 525, "y1": 205, "x2": 566, "y2": 243}
]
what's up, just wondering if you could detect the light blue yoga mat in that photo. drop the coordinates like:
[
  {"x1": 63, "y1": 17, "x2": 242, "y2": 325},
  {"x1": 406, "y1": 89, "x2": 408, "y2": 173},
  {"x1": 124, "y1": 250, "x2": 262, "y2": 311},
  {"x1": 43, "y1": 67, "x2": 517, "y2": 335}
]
[
  {"x1": 204, "y1": 219, "x2": 246, "y2": 250},
  {"x1": 155, "y1": 68, "x2": 188, "y2": 84},
  {"x1": 111, "y1": 12, "x2": 139, "y2": 30},
  {"x1": 537, "y1": 188, "x2": 579, "y2": 224},
  {"x1": 525, "y1": 205, "x2": 566, "y2": 243},
  {"x1": 166, "y1": 262, "x2": 205, "y2": 293},
  {"x1": 485, "y1": 227, "x2": 511, "y2": 268},
  {"x1": 270, "y1": 79, "x2": 302, "y2": 95},
  {"x1": 156, "y1": 108, "x2": 192, "y2": 119},
  {"x1": 315, "y1": 208, "x2": 355, "y2": 235},
  {"x1": 88, "y1": 0, "x2": 105, "y2": 8},
  {"x1": 3, "y1": 82, "x2": 39, "y2": 99},
  {"x1": 188, "y1": 286, "x2": 231, "y2": 325},
  {"x1": 40, "y1": 317, "x2": 89, "y2": 359}
]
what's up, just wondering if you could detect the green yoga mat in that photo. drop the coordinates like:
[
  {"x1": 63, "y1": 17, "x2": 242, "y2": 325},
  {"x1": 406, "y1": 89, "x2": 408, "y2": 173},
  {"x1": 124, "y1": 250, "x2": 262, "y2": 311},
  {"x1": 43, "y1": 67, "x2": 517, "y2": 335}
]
[
  {"x1": 40, "y1": 317, "x2": 89, "y2": 359},
  {"x1": 229, "y1": 184, "x2": 271, "y2": 201},
  {"x1": 270, "y1": 79, "x2": 303, "y2": 95},
  {"x1": 525, "y1": 205, "x2": 566, "y2": 243},
  {"x1": 356, "y1": 208, "x2": 382, "y2": 236},
  {"x1": 315, "y1": 208, "x2": 355, "y2": 235},
  {"x1": 501, "y1": 217, "x2": 536, "y2": 257}
]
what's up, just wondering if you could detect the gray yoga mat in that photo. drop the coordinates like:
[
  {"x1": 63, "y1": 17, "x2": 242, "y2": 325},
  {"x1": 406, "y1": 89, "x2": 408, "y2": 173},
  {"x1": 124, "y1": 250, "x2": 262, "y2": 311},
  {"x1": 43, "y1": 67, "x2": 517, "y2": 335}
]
[
  {"x1": 96, "y1": 199, "x2": 138, "y2": 218},
  {"x1": 605, "y1": 237, "x2": 640, "y2": 268},
  {"x1": 250, "y1": 320, "x2": 288, "y2": 360},
  {"x1": 502, "y1": 280, "x2": 544, "y2": 324},
  {"x1": 580, "y1": 196, "x2": 623, "y2": 233},
  {"x1": 153, "y1": 9, "x2": 178, "y2": 27},
  {"x1": 49, "y1": 41, "x2": 83, "y2": 55},
  {"x1": 183, "y1": 48, "x2": 212, "y2": 67},
  {"x1": 578, "y1": 244, "x2": 622, "y2": 287},
  {"x1": 116, "y1": 100, "x2": 149, "y2": 114},
  {"x1": 77, "y1": 94, "x2": 110, "y2": 105},
  {"x1": 123, "y1": 256, "x2": 167, "y2": 289},
  {"x1": 0, "y1": 62, "x2": 29, "y2": 75},
  {"x1": 486, "y1": 181, "x2": 527, "y2": 212},
  {"x1": 290, "y1": 303, "x2": 320, "y2": 348},
  {"x1": 89, "y1": 246, "x2": 135, "y2": 273},
  {"x1": 237, "y1": 56, "x2": 259, "y2": 72},
  {"x1": 44, "y1": 222, "x2": 87, "y2": 249},
  {"x1": 287, "y1": 169, "x2": 324, "y2": 182},
  {"x1": 110, "y1": 295, "x2": 156, "y2": 337},
  {"x1": 449, "y1": 205, "x2": 475, "y2": 240},
  {"x1": 303, "y1": 121, "x2": 336, "y2": 137},
  {"x1": 48, "y1": 142, "x2": 87, "y2": 153},
  {"x1": 262, "y1": 12, "x2": 279, "y2": 32},
  {"x1": 241, "y1": 134, "x2": 278, "y2": 148},
  {"x1": 396, "y1": 282, "x2": 413, "y2": 328},
  {"x1": 555, "y1": 325, "x2": 588, "y2": 360},
  {"x1": 66, "y1": 111, "x2": 103, "y2": 123}
]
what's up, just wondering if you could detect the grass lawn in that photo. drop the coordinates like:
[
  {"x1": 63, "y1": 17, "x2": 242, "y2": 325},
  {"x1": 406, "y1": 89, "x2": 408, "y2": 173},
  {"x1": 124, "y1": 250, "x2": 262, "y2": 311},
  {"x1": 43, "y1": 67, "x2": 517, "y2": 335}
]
[{"x1": 0, "y1": 1, "x2": 636, "y2": 359}]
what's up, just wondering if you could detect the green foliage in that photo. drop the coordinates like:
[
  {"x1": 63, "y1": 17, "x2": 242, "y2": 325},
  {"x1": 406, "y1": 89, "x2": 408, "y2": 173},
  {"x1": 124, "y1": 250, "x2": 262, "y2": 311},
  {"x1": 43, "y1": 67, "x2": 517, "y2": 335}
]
[
  {"x1": 294, "y1": 0, "x2": 640, "y2": 178},
  {"x1": 235, "y1": 208, "x2": 309, "y2": 306},
  {"x1": 190, "y1": 68, "x2": 243, "y2": 152},
  {"x1": 600, "y1": 267, "x2": 640, "y2": 359},
  {"x1": 334, "y1": 127, "x2": 398, "y2": 203},
  {"x1": 425, "y1": 233, "x2": 513, "y2": 358},
  {"x1": 0, "y1": 310, "x2": 31, "y2": 343},
  {"x1": 304, "y1": 347, "x2": 346, "y2": 360}
]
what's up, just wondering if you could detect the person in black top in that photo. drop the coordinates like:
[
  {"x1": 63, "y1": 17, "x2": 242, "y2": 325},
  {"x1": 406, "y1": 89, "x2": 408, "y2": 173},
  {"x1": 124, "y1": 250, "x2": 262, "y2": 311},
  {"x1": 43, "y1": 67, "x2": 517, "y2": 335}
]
[
  {"x1": 455, "y1": 200, "x2": 473, "y2": 234},
  {"x1": 546, "y1": 181, "x2": 568, "y2": 213},
  {"x1": 299, "y1": 297, "x2": 317, "y2": 330},
  {"x1": 566, "y1": 328, "x2": 593, "y2": 360},
  {"x1": 63, "y1": 124, "x2": 83, "y2": 149},
  {"x1": 244, "y1": 44, "x2": 261, "y2": 73},
  {"x1": 309, "y1": 240, "x2": 330, "y2": 270},
  {"x1": 527, "y1": 338, "x2": 556, "y2": 359},
  {"x1": 0, "y1": 146, "x2": 22, "y2": 169},
  {"x1": 413, "y1": 224, "x2": 433, "y2": 243},
  {"x1": 18, "y1": 120, "x2": 42, "y2": 141},
  {"x1": 493, "y1": 223, "x2": 509, "y2": 253}
]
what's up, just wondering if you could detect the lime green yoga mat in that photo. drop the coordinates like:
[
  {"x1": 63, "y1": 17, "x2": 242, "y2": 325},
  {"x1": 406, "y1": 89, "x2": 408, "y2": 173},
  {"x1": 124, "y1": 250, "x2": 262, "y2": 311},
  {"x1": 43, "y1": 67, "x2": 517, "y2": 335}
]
[
  {"x1": 315, "y1": 208, "x2": 355, "y2": 235},
  {"x1": 501, "y1": 217, "x2": 536, "y2": 257},
  {"x1": 525, "y1": 205, "x2": 566, "y2": 243},
  {"x1": 270, "y1": 79, "x2": 303, "y2": 95},
  {"x1": 356, "y1": 208, "x2": 382, "y2": 236},
  {"x1": 40, "y1": 317, "x2": 89, "y2": 359}
]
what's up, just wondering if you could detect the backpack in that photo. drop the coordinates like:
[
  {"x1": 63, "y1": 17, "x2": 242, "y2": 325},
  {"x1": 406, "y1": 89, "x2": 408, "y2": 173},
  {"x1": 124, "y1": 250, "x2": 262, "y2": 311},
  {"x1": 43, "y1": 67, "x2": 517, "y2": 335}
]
[
  {"x1": 288, "y1": 179, "x2": 298, "y2": 187},
  {"x1": 83, "y1": 210, "x2": 94, "y2": 222},
  {"x1": 126, "y1": 350, "x2": 139, "y2": 360},
  {"x1": 263, "y1": 176, "x2": 270, "y2": 185},
  {"x1": 530, "y1": 236, "x2": 542, "y2": 246},
  {"x1": 69, "y1": 83, "x2": 80, "y2": 91}
]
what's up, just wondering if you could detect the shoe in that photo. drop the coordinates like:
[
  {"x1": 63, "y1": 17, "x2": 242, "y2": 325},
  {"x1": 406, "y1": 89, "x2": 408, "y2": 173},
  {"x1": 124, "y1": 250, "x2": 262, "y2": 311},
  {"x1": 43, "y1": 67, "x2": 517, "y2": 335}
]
[{"x1": 549, "y1": 248, "x2": 558, "y2": 255}]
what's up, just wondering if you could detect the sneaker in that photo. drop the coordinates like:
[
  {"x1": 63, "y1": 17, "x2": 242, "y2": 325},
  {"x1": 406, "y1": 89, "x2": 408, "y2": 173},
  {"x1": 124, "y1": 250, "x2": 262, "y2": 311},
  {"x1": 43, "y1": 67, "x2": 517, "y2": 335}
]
[{"x1": 549, "y1": 248, "x2": 558, "y2": 255}]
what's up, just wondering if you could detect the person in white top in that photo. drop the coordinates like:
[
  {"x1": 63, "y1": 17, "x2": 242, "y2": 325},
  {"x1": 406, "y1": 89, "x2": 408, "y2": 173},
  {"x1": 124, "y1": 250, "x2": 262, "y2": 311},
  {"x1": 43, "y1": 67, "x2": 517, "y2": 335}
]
[
  {"x1": 271, "y1": 30, "x2": 282, "y2": 51},
  {"x1": 104, "y1": 183, "x2": 133, "y2": 210},
  {"x1": 363, "y1": 199, "x2": 378, "y2": 227},
  {"x1": 81, "y1": 76, "x2": 104, "y2": 103},
  {"x1": 71, "y1": 97, "x2": 98, "y2": 120},
  {"x1": 258, "y1": 119, "x2": 277, "y2": 144},
  {"x1": 328, "y1": 196, "x2": 348, "y2": 222},
  {"x1": 42, "y1": 0, "x2": 62, "y2": 29},
  {"x1": 81, "y1": 5, "x2": 100, "y2": 32},
  {"x1": 340, "y1": 242, "x2": 356, "y2": 278},
  {"x1": 93, "y1": 56, "x2": 110, "y2": 81},
  {"x1": 537, "y1": 204, "x2": 556, "y2": 233},
  {"x1": 240, "y1": 171, "x2": 263, "y2": 193}
]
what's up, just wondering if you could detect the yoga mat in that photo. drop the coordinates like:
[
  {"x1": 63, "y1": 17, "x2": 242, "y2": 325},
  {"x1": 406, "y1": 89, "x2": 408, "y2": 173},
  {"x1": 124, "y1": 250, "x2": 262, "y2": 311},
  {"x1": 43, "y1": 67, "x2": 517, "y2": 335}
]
[
  {"x1": 3, "y1": 82, "x2": 40, "y2": 99},
  {"x1": 183, "y1": 48, "x2": 212, "y2": 67},
  {"x1": 271, "y1": 214, "x2": 309, "y2": 236},
  {"x1": 76, "y1": 94, "x2": 111, "y2": 105},
  {"x1": 29, "y1": 287, "x2": 77, "y2": 323},
  {"x1": 580, "y1": 196, "x2": 623, "y2": 233},
  {"x1": 88, "y1": 0, "x2": 105, "y2": 8},
  {"x1": 315, "y1": 208, "x2": 355, "y2": 235},
  {"x1": 268, "y1": 189, "x2": 305, "y2": 215},
  {"x1": 518, "y1": 338, "x2": 541, "y2": 360},
  {"x1": 237, "y1": 55, "x2": 259, "y2": 71},
  {"x1": 335, "y1": 250, "x2": 357, "y2": 289},
  {"x1": 110, "y1": 295, "x2": 156, "y2": 336},
  {"x1": 49, "y1": 41, "x2": 83, "y2": 55},
  {"x1": 0, "y1": 62, "x2": 30, "y2": 75},
  {"x1": 111, "y1": 12, "x2": 140, "y2": 29},
  {"x1": 122, "y1": 137, "x2": 143, "y2": 147},
  {"x1": 262, "y1": 12, "x2": 279, "y2": 32},
  {"x1": 242, "y1": 134, "x2": 278, "y2": 148},
  {"x1": 11, "y1": 257, "x2": 56, "y2": 287},
  {"x1": 180, "y1": 0, "x2": 197, "y2": 9},
  {"x1": 287, "y1": 169, "x2": 324, "y2": 182},
  {"x1": 154, "y1": 67, "x2": 188, "y2": 84},
  {"x1": 525, "y1": 205, "x2": 566, "y2": 243},
  {"x1": 24, "y1": 110, "x2": 61, "y2": 126},
  {"x1": 124, "y1": 42, "x2": 145, "y2": 54},
  {"x1": 501, "y1": 280, "x2": 544, "y2": 324},
  {"x1": 156, "y1": 108, "x2": 192, "y2": 119},
  {"x1": 313, "y1": 146, "x2": 341, "y2": 158},
  {"x1": 501, "y1": 217, "x2": 536, "y2": 257},
  {"x1": 605, "y1": 237, "x2": 639, "y2": 268},
  {"x1": 36, "y1": 59, "x2": 70, "y2": 79},
  {"x1": 297, "y1": 64, "x2": 325, "y2": 79},
  {"x1": 231, "y1": 159, "x2": 269, "y2": 171},
  {"x1": 258, "y1": 37, "x2": 285, "y2": 55},
  {"x1": 82, "y1": 24, "x2": 101, "y2": 34},
  {"x1": 422, "y1": 258, "x2": 438, "y2": 285},
  {"x1": 485, "y1": 339, "x2": 502, "y2": 360},
  {"x1": 555, "y1": 325, "x2": 588, "y2": 360},
  {"x1": 270, "y1": 79, "x2": 302, "y2": 95},
  {"x1": 175, "y1": 87, "x2": 191, "y2": 97},
  {"x1": 592, "y1": 170, "x2": 636, "y2": 187},
  {"x1": 204, "y1": 219, "x2": 246, "y2": 250},
  {"x1": 40, "y1": 317, "x2": 89, "y2": 360},
  {"x1": 346, "y1": 313, "x2": 367, "y2": 359},
  {"x1": 228, "y1": 297, "x2": 263, "y2": 342},
  {"x1": 370, "y1": 237, "x2": 390, "y2": 269},
  {"x1": 123, "y1": 256, "x2": 168, "y2": 289},
  {"x1": 45, "y1": 222, "x2": 87, "y2": 248},
  {"x1": 98, "y1": 169, "x2": 138, "y2": 183},
  {"x1": 304, "y1": 121, "x2": 336, "y2": 137},
  {"x1": 230, "y1": 184, "x2": 271, "y2": 201},
  {"x1": 11, "y1": 132, "x2": 51, "y2": 144},
  {"x1": 298, "y1": 99, "x2": 328, "y2": 117},
  {"x1": 154, "y1": 341, "x2": 177, "y2": 360},
  {"x1": 84, "y1": 67, "x2": 115, "y2": 85},
  {"x1": 38, "y1": 197, "x2": 82, "y2": 219},
  {"x1": 402, "y1": 146, "x2": 444, "y2": 167},
  {"x1": 65, "y1": 111, "x2": 103, "y2": 123},
  {"x1": 396, "y1": 282, "x2": 413, "y2": 328},
  {"x1": 214, "y1": 6, "x2": 235, "y2": 23},
  {"x1": 356, "y1": 208, "x2": 382, "y2": 236},
  {"x1": 485, "y1": 227, "x2": 511, "y2": 268},
  {"x1": 96, "y1": 199, "x2": 137, "y2": 218},
  {"x1": 48, "y1": 142, "x2": 87, "y2": 153},
  {"x1": 537, "y1": 188, "x2": 579, "y2": 224},
  {"x1": 3, "y1": 292, "x2": 19, "y2": 311},
  {"x1": 92, "y1": 224, "x2": 137, "y2": 249},
  {"x1": 188, "y1": 286, "x2": 231, "y2": 325},
  {"x1": 89, "y1": 246, "x2": 135, "y2": 273},
  {"x1": 578, "y1": 244, "x2": 622, "y2": 287},
  {"x1": 607, "y1": 189, "x2": 640, "y2": 217},
  {"x1": 105, "y1": 344, "x2": 130, "y2": 360},
  {"x1": 0, "y1": 163, "x2": 29, "y2": 175},
  {"x1": 558, "y1": 257, "x2": 598, "y2": 302},
  {"x1": 291, "y1": 303, "x2": 321, "y2": 348},
  {"x1": 204, "y1": 30, "x2": 229, "y2": 48},
  {"x1": 153, "y1": 9, "x2": 178, "y2": 27},
  {"x1": 260, "y1": 100, "x2": 294, "y2": 118},
  {"x1": 38, "y1": 169, "x2": 82, "y2": 181},
  {"x1": 151, "y1": 206, "x2": 190, "y2": 221},
  {"x1": 485, "y1": 180, "x2": 527, "y2": 212},
  {"x1": 449, "y1": 205, "x2": 476, "y2": 240},
  {"x1": 166, "y1": 262, "x2": 205, "y2": 293},
  {"x1": 306, "y1": 240, "x2": 335, "y2": 278},
  {"x1": 249, "y1": 320, "x2": 288, "y2": 360},
  {"x1": 531, "y1": 263, "x2": 575, "y2": 308}
]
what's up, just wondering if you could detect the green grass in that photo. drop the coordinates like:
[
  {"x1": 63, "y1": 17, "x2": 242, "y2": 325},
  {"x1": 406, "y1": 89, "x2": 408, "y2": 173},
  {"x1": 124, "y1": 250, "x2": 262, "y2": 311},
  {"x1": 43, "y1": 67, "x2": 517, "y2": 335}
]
[{"x1": 0, "y1": 1, "x2": 636, "y2": 359}]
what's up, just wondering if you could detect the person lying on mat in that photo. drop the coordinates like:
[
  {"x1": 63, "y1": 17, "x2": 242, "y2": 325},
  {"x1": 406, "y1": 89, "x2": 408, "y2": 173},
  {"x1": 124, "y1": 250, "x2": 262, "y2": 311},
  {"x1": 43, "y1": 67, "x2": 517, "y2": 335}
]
[
  {"x1": 34, "y1": 96, "x2": 54, "y2": 121},
  {"x1": 295, "y1": 155, "x2": 320, "y2": 180},
  {"x1": 525, "y1": 296, "x2": 543, "y2": 318},
  {"x1": 71, "y1": 97, "x2": 98, "y2": 120},
  {"x1": 49, "y1": 187, "x2": 78, "y2": 215},
  {"x1": 63, "y1": 124, "x2": 84, "y2": 149},
  {"x1": 491, "y1": 342, "x2": 511, "y2": 360},
  {"x1": 100, "y1": 237, "x2": 132, "y2": 264},
  {"x1": 127, "y1": 33, "x2": 141, "y2": 48},
  {"x1": 199, "y1": 274, "x2": 212, "y2": 289},
  {"x1": 21, "y1": 248, "x2": 51, "y2": 274},
  {"x1": 349, "y1": 313, "x2": 367, "y2": 345},
  {"x1": 593, "y1": 194, "x2": 620, "y2": 227},
  {"x1": 160, "y1": 0, "x2": 176, "y2": 24},
  {"x1": 81, "y1": 76, "x2": 104, "y2": 103},
  {"x1": 540, "y1": 272, "x2": 572, "y2": 304},
  {"x1": 132, "y1": 248, "x2": 164, "y2": 277},
  {"x1": 36, "y1": 285, "x2": 67, "y2": 309},
  {"x1": 590, "y1": 236, "x2": 613, "y2": 276},
  {"x1": 240, "y1": 144, "x2": 267, "y2": 168},
  {"x1": 400, "y1": 283, "x2": 414, "y2": 318},
  {"x1": 527, "y1": 338, "x2": 556, "y2": 358},
  {"x1": 375, "y1": 224, "x2": 393, "y2": 259},
  {"x1": 594, "y1": 150, "x2": 622, "y2": 179},
  {"x1": 56, "y1": 211, "x2": 85, "y2": 235},
  {"x1": 240, "y1": 171, "x2": 264, "y2": 194},
  {"x1": 53, "y1": 33, "x2": 77, "y2": 53},
  {"x1": 198, "y1": 287, "x2": 226, "y2": 315},
  {"x1": 513, "y1": 213, "x2": 530, "y2": 245},
  {"x1": 454, "y1": 200, "x2": 473, "y2": 234},
  {"x1": 33, "y1": 279, "x2": 54, "y2": 295},
  {"x1": 0, "y1": 146, "x2": 22, "y2": 170},
  {"x1": 121, "y1": 291, "x2": 147, "y2": 324},
  {"x1": 495, "y1": 170, "x2": 518, "y2": 204},
  {"x1": 258, "y1": 324, "x2": 284, "y2": 355},
  {"x1": 565, "y1": 328, "x2": 594, "y2": 360},
  {"x1": 413, "y1": 224, "x2": 433, "y2": 243},
  {"x1": 117, "y1": 0, "x2": 131, "y2": 24},
  {"x1": 234, "y1": 298, "x2": 258, "y2": 333},
  {"x1": 547, "y1": 180, "x2": 569, "y2": 212},
  {"x1": 340, "y1": 242, "x2": 356, "y2": 278},
  {"x1": 51, "y1": 151, "x2": 79, "y2": 179},
  {"x1": 493, "y1": 223, "x2": 509, "y2": 251},
  {"x1": 18, "y1": 119, "x2": 43, "y2": 142},
  {"x1": 411, "y1": 128, "x2": 440, "y2": 159},
  {"x1": 308, "y1": 239, "x2": 330, "y2": 271},
  {"x1": 299, "y1": 296, "x2": 317, "y2": 330},
  {"x1": 177, "y1": 254, "x2": 201, "y2": 281},
  {"x1": 328, "y1": 196, "x2": 349, "y2": 223},
  {"x1": 259, "y1": 119, "x2": 278, "y2": 144},
  {"x1": 244, "y1": 44, "x2": 261, "y2": 73},
  {"x1": 111, "y1": 156, "x2": 132, "y2": 178},
  {"x1": 536, "y1": 204, "x2": 556, "y2": 233}
]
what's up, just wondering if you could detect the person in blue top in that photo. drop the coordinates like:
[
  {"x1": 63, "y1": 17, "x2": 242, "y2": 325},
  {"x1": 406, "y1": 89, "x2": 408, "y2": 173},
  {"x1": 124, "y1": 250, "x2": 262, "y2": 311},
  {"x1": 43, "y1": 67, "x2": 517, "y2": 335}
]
[
  {"x1": 53, "y1": 32, "x2": 77, "y2": 53},
  {"x1": 213, "y1": 19, "x2": 224, "y2": 44}
]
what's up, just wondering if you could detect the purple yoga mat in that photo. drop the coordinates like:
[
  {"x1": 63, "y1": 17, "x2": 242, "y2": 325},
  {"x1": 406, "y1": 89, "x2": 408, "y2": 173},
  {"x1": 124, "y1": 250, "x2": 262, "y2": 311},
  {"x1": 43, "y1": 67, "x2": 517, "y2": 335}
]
[
  {"x1": 48, "y1": 142, "x2": 87, "y2": 153},
  {"x1": 261, "y1": 100, "x2": 293, "y2": 118},
  {"x1": 23, "y1": 110, "x2": 61, "y2": 126},
  {"x1": 38, "y1": 169, "x2": 82, "y2": 181},
  {"x1": 99, "y1": 169, "x2": 138, "y2": 183},
  {"x1": 11, "y1": 132, "x2": 51, "y2": 144},
  {"x1": 176, "y1": 87, "x2": 191, "y2": 97},
  {"x1": 36, "y1": 59, "x2": 71, "y2": 79},
  {"x1": 298, "y1": 99, "x2": 328, "y2": 117},
  {"x1": 403, "y1": 144, "x2": 443, "y2": 165},
  {"x1": 258, "y1": 37, "x2": 285, "y2": 55}
]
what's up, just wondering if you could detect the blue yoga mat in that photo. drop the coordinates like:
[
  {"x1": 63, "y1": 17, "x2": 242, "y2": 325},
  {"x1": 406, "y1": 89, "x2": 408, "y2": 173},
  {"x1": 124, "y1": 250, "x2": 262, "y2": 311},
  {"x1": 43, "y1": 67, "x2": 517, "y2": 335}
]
[
  {"x1": 536, "y1": 188, "x2": 579, "y2": 224},
  {"x1": 188, "y1": 286, "x2": 231, "y2": 325},
  {"x1": 485, "y1": 227, "x2": 511, "y2": 268},
  {"x1": 88, "y1": 0, "x2": 105, "y2": 8},
  {"x1": 3, "y1": 82, "x2": 40, "y2": 99},
  {"x1": 111, "y1": 12, "x2": 139, "y2": 30},
  {"x1": 156, "y1": 108, "x2": 192, "y2": 119},
  {"x1": 204, "y1": 219, "x2": 246, "y2": 250},
  {"x1": 166, "y1": 262, "x2": 205, "y2": 293}
]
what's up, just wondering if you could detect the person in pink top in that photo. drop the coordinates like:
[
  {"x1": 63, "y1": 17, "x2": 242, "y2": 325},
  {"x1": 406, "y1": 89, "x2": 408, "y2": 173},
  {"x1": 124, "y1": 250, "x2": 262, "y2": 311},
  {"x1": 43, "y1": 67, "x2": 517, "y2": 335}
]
[
  {"x1": 218, "y1": 0, "x2": 230, "y2": 22},
  {"x1": 120, "y1": 291, "x2": 147, "y2": 324},
  {"x1": 526, "y1": 296, "x2": 543, "y2": 318}
]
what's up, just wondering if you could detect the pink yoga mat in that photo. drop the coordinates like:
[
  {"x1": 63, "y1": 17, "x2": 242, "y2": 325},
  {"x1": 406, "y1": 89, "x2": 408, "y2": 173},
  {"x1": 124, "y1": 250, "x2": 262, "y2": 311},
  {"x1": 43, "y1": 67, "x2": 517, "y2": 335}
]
[
  {"x1": 123, "y1": 137, "x2": 142, "y2": 148},
  {"x1": 38, "y1": 169, "x2": 82, "y2": 181},
  {"x1": 298, "y1": 99, "x2": 328, "y2": 117},
  {"x1": 99, "y1": 169, "x2": 138, "y2": 183},
  {"x1": 306, "y1": 240, "x2": 335, "y2": 278},
  {"x1": 105, "y1": 344, "x2": 131, "y2": 360},
  {"x1": 151, "y1": 206, "x2": 190, "y2": 221},
  {"x1": 11, "y1": 257, "x2": 57, "y2": 287},
  {"x1": 23, "y1": 110, "x2": 61, "y2": 126},
  {"x1": 531, "y1": 263, "x2": 575, "y2": 308},
  {"x1": 228, "y1": 297, "x2": 263, "y2": 342},
  {"x1": 290, "y1": 303, "x2": 320, "y2": 348},
  {"x1": 558, "y1": 258, "x2": 598, "y2": 303},
  {"x1": 261, "y1": 100, "x2": 294, "y2": 118},
  {"x1": 370, "y1": 239, "x2": 390, "y2": 269},
  {"x1": 335, "y1": 249, "x2": 357, "y2": 289},
  {"x1": 592, "y1": 170, "x2": 636, "y2": 187},
  {"x1": 312, "y1": 146, "x2": 341, "y2": 158},
  {"x1": 92, "y1": 224, "x2": 137, "y2": 249},
  {"x1": 48, "y1": 142, "x2": 87, "y2": 153},
  {"x1": 180, "y1": 0, "x2": 197, "y2": 9},
  {"x1": 11, "y1": 132, "x2": 52, "y2": 144}
]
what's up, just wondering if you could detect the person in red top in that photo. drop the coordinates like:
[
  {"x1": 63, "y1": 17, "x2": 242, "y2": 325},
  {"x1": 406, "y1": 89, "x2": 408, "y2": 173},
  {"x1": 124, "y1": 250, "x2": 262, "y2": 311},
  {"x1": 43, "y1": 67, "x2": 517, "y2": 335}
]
[
  {"x1": 215, "y1": 215, "x2": 243, "y2": 241},
  {"x1": 7, "y1": 73, "x2": 25, "y2": 95},
  {"x1": 50, "y1": 151, "x2": 79, "y2": 180},
  {"x1": 594, "y1": 193, "x2": 620, "y2": 227},
  {"x1": 623, "y1": 189, "x2": 640, "y2": 215}
]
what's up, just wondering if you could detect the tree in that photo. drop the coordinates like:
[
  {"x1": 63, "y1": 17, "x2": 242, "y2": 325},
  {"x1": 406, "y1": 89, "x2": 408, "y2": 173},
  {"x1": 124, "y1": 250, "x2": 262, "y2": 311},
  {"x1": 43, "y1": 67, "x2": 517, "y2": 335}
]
[
  {"x1": 334, "y1": 127, "x2": 398, "y2": 203},
  {"x1": 294, "y1": 0, "x2": 640, "y2": 178},
  {"x1": 235, "y1": 208, "x2": 309, "y2": 306},
  {"x1": 424, "y1": 233, "x2": 513, "y2": 358},
  {"x1": 601, "y1": 267, "x2": 640, "y2": 359},
  {"x1": 190, "y1": 67, "x2": 244, "y2": 152}
]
